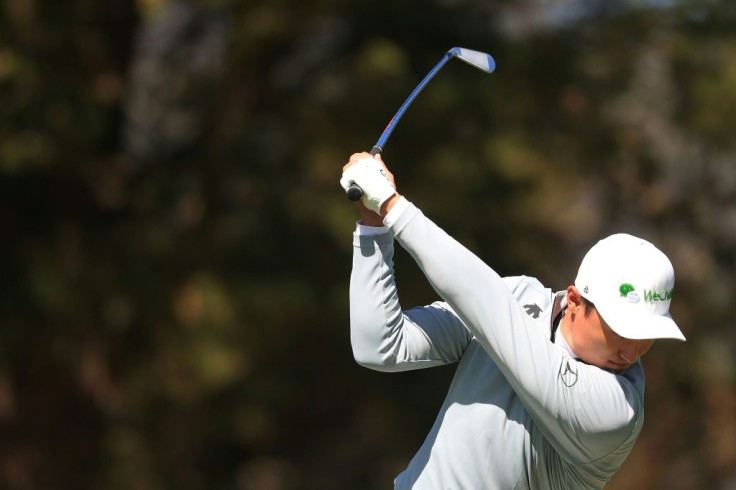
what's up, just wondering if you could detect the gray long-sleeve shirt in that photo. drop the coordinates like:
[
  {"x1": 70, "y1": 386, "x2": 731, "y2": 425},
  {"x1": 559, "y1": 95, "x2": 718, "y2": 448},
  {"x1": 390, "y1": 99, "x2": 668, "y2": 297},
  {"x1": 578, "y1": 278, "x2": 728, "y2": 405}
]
[{"x1": 349, "y1": 200, "x2": 645, "y2": 489}]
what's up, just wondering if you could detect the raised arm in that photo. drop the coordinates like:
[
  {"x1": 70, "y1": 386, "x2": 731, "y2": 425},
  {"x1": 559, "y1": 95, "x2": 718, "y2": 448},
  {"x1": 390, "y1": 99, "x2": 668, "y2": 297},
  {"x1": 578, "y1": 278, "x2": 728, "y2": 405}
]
[
  {"x1": 350, "y1": 229, "x2": 472, "y2": 371},
  {"x1": 344, "y1": 153, "x2": 472, "y2": 371}
]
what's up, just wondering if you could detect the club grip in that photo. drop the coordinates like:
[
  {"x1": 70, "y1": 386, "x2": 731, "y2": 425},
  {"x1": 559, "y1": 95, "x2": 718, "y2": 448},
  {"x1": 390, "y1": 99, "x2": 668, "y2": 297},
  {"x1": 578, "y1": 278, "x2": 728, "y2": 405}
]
[
  {"x1": 345, "y1": 146, "x2": 382, "y2": 201},
  {"x1": 346, "y1": 184, "x2": 363, "y2": 201}
]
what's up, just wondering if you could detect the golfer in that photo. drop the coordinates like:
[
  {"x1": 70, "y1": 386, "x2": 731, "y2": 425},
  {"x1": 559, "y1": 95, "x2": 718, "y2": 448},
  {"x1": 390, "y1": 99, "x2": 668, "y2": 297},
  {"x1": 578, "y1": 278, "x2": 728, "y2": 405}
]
[{"x1": 340, "y1": 153, "x2": 686, "y2": 489}]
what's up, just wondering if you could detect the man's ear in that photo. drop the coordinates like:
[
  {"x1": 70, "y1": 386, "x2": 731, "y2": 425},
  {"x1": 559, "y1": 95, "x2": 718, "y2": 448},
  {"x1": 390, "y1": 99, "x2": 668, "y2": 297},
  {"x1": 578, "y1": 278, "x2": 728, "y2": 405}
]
[{"x1": 567, "y1": 286, "x2": 584, "y2": 311}]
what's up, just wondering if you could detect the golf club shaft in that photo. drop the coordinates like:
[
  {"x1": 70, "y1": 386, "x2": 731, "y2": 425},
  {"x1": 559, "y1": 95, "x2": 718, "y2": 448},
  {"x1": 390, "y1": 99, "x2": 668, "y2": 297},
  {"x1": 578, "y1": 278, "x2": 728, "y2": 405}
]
[
  {"x1": 346, "y1": 54, "x2": 453, "y2": 202},
  {"x1": 346, "y1": 48, "x2": 495, "y2": 201}
]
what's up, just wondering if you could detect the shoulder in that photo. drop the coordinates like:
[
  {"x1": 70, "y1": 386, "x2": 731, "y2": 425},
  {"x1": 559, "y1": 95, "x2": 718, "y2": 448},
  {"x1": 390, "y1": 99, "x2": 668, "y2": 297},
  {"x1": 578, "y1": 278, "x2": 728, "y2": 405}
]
[
  {"x1": 502, "y1": 275, "x2": 556, "y2": 319},
  {"x1": 502, "y1": 275, "x2": 552, "y2": 298}
]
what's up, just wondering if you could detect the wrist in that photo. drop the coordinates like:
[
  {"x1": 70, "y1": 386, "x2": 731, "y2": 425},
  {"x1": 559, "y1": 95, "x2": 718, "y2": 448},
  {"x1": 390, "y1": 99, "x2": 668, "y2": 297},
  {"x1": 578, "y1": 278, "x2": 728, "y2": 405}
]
[
  {"x1": 359, "y1": 210, "x2": 384, "y2": 227},
  {"x1": 380, "y1": 193, "x2": 401, "y2": 216}
]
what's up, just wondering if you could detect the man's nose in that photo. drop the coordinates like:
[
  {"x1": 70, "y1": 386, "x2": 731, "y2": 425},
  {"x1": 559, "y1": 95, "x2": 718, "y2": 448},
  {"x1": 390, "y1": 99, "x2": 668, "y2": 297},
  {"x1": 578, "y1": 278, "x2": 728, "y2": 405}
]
[{"x1": 618, "y1": 342, "x2": 638, "y2": 364}]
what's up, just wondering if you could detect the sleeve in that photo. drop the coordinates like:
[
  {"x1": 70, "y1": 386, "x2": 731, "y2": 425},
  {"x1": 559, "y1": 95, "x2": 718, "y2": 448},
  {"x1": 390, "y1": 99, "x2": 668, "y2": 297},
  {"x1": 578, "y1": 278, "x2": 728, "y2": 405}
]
[
  {"x1": 349, "y1": 230, "x2": 473, "y2": 372},
  {"x1": 388, "y1": 203, "x2": 643, "y2": 464}
]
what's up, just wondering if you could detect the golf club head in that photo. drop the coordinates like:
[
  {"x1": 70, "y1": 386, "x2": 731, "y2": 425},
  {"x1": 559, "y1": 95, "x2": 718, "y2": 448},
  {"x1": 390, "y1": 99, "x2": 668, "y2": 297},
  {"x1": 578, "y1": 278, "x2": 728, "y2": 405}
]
[{"x1": 450, "y1": 47, "x2": 496, "y2": 74}]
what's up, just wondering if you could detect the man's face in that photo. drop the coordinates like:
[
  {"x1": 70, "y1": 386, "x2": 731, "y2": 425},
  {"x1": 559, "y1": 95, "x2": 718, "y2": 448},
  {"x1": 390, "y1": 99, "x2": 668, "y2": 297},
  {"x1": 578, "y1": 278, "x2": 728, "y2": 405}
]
[{"x1": 562, "y1": 287, "x2": 655, "y2": 372}]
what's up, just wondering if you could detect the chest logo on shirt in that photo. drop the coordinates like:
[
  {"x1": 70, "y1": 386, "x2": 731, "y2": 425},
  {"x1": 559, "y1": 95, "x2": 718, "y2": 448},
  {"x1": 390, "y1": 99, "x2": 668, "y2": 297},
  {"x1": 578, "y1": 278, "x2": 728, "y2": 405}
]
[
  {"x1": 560, "y1": 360, "x2": 579, "y2": 387},
  {"x1": 523, "y1": 303, "x2": 542, "y2": 318}
]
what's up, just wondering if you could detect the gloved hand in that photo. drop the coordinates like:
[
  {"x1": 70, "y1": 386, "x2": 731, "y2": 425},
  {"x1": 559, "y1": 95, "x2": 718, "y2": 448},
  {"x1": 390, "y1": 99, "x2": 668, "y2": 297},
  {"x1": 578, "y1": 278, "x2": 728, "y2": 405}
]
[{"x1": 340, "y1": 156, "x2": 397, "y2": 215}]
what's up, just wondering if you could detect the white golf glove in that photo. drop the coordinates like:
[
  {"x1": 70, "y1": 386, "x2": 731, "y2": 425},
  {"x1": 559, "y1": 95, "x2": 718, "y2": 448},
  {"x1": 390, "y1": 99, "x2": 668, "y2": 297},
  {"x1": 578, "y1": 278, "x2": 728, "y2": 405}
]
[{"x1": 339, "y1": 157, "x2": 396, "y2": 214}]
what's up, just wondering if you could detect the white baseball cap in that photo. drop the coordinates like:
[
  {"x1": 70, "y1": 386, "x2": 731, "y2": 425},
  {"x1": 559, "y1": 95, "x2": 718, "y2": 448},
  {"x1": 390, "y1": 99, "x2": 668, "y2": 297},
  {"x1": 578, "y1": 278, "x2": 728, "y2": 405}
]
[{"x1": 574, "y1": 233, "x2": 686, "y2": 341}]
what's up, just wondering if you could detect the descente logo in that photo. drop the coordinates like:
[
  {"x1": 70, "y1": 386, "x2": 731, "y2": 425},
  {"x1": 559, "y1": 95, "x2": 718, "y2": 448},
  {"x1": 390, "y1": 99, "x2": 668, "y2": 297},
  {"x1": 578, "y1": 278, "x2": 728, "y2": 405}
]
[{"x1": 643, "y1": 289, "x2": 673, "y2": 302}]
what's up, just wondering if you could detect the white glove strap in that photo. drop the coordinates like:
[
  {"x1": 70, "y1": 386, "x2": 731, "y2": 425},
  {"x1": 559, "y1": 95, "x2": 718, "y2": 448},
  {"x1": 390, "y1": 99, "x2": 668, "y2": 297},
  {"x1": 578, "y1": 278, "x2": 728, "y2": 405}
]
[{"x1": 340, "y1": 158, "x2": 396, "y2": 214}]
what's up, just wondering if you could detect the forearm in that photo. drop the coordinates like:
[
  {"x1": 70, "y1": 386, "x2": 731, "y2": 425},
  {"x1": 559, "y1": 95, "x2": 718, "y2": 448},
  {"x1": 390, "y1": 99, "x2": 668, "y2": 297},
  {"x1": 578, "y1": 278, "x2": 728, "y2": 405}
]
[
  {"x1": 388, "y1": 204, "x2": 534, "y2": 372},
  {"x1": 349, "y1": 227, "x2": 470, "y2": 371},
  {"x1": 349, "y1": 232, "x2": 404, "y2": 369}
]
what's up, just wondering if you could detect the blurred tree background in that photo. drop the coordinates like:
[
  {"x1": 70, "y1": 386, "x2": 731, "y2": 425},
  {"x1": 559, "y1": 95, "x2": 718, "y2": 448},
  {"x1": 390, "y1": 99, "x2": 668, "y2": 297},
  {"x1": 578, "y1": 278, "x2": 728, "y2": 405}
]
[{"x1": 1, "y1": 0, "x2": 735, "y2": 488}]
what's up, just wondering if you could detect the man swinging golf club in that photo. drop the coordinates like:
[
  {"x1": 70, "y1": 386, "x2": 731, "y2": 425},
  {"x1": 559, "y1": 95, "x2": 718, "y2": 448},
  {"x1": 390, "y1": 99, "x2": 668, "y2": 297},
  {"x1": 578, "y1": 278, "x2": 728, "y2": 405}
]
[{"x1": 340, "y1": 153, "x2": 686, "y2": 489}]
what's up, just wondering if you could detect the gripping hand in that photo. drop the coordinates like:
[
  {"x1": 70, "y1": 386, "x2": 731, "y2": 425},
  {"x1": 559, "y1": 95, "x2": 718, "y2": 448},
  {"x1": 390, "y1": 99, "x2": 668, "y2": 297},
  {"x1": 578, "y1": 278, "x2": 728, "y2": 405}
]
[{"x1": 340, "y1": 157, "x2": 396, "y2": 215}]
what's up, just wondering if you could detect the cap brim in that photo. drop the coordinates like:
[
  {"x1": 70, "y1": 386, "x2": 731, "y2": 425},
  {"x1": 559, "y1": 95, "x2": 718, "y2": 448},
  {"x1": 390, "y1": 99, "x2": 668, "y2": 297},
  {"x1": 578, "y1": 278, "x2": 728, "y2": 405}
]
[{"x1": 596, "y1": 305, "x2": 686, "y2": 341}]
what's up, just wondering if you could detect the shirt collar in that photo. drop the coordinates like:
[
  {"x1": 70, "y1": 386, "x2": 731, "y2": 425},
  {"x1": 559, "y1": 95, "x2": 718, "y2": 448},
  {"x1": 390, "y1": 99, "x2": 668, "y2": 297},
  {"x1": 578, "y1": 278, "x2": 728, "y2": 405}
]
[{"x1": 549, "y1": 291, "x2": 579, "y2": 359}]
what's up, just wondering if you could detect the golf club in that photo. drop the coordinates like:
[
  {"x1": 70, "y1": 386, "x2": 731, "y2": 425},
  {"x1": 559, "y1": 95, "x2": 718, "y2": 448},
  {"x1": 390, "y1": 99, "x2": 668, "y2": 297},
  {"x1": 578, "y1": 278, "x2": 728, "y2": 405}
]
[{"x1": 346, "y1": 47, "x2": 496, "y2": 201}]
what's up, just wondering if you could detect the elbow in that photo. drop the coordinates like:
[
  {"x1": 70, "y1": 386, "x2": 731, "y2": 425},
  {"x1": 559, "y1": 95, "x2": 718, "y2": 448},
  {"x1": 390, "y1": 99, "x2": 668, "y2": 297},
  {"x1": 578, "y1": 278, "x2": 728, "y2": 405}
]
[
  {"x1": 348, "y1": 308, "x2": 406, "y2": 372},
  {"x1": 351, "y1": 346, "x2": 398, "y2": 372}
]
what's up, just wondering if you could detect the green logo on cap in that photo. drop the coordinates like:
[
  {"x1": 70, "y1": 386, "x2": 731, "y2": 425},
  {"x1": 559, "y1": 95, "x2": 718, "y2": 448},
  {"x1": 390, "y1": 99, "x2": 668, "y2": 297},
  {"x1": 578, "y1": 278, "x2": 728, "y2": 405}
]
[
  {"x1": 619, "y1": 283, "x2": 635, "y2": 297},
  {"x1": 619, "y1": 283, "x2": 641, "y2": 303},
  {"x1": 643, "y1": 289, "x2": 673, "y2": 302}
]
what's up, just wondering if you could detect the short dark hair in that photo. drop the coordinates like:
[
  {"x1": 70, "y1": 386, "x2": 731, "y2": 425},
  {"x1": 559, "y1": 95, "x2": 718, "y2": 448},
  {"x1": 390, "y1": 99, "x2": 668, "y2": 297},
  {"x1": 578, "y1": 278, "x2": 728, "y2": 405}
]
[{"x1": 581, "y1": 296, "x2": 596, "y2": 318}]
